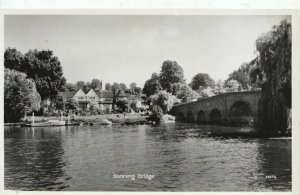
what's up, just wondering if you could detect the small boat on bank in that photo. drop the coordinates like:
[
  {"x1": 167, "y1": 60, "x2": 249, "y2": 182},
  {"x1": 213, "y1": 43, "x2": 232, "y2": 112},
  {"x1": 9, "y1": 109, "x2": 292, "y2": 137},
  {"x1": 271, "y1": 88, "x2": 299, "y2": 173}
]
[{"x1": 23, "y1": 120, "x2": 66, "y2": 127}]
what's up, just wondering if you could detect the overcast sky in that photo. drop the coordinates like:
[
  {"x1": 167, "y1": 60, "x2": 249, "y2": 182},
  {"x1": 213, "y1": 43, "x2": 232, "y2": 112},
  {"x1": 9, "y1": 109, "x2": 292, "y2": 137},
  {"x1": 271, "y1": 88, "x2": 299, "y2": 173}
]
[{"x1": 5, "y1": 15, "x2": 290, "y2": 88}]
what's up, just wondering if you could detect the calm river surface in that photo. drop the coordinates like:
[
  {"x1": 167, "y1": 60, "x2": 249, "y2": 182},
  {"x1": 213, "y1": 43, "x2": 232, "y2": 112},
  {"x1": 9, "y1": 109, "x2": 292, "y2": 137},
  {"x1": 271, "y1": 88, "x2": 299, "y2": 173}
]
[{"x1": 4, "y1": 122, "x2": 291, "y2": 191}]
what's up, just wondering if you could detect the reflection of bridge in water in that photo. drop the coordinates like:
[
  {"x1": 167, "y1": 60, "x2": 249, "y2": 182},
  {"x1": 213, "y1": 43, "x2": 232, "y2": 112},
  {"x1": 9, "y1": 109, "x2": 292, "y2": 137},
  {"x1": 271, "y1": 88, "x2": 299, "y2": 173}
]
[{"x1": 170, "y1": 90, "x2": 261, "y2": 124}]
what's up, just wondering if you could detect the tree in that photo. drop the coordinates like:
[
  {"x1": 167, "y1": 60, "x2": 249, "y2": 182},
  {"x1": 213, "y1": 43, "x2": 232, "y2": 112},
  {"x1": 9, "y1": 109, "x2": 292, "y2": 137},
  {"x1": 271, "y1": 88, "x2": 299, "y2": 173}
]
[
  {"x1": 112, "y1": 82, "x2": 120, "y2": 90},
  {"x1": 197, "y1": 86, "x2": 215, "y2": 99},
  {"x1": 213, "y1": 79, "x2": 226, "y2": 95},
  {"x1": 62, "y1": 83, "x2": 77, "y2": 92},
  {"x1": 89, "y1": 100, "x2": 99, "y2": 114},
  {"x1": 171, "y1": 83, "x2": 199, "y2": 103},
  {"x1": 130, "y1": 82, "x2": 137, "y2": 90},
  {"x1": 159, "y1": 60, "x2": 184, "y2": 92},
  {"x1": 149, "y1": 90, "x2": 177, "y2": 114},
  {"x1": 4, "y1": 48, "x2": 24, "y2": 71},
  {"x1": 105, "y1": 83, "x2": 112, "y2": 91},
  {"x1": 76, "y1": 81, "x2": 85, "y2": 89},
  {"x1": 190, "y1": 73, "x2": 215, "y2": 90},
  {"x1": 20, "y1": 49, "x2": 66, "y2": 100},
  {"x1": 116, "y1": 99, "x2": 129, "y2": 112},
  {"x1": 130, "y1": 100, "x2": 138, "y2": 112},
  {"x1": 90, "y1": 79, "x2": 102, "y2": 90},
  {"x1": 134, "y1": 87, "x2": 142, "y2": 94},
  {"x1": 65, "y1": 99, "x2": 79, "y2": 111},
  {"x1": 4, "y1": 68, "x2": 41, "y2": 122},
  {"x1": 119, "y1": 83, "x2": 128, "y2": 91},
  {"x1": 225, "y1": 79, "x2": 242, "y2": 90},
  {"x1": 86, "y1": 82, "x2": 91, "y2": 90},
  {"x1": 52, "y1": 96, "x2": 64, "y2": 110},
  {"x1": 227, "y1": 62, "x2": 256, "y2": 90},
  {"x1": 143, "y1": 73, "x2": 162, "y2": 97},
  {"x1": 250, "y1": 20, "x2": 291, "y2": 133}
]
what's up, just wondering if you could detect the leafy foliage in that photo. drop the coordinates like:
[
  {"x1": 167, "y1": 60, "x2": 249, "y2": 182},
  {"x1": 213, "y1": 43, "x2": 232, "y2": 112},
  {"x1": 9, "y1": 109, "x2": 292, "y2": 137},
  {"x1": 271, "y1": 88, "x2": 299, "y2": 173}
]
[
  {"x1": 130, "y1": 82, "x2": 137, "y2": 90},
  {"x1": 76, "y1": 81, "x2": 85, "y2": 89},
  {"x1": 225, "y1": 79, "x2": 242, "y2": 90},
  {"x1": 190, "y1": 73, "x2": 215, "y2": 90},
  {"x1": 66, "y1": 99, "x2": 79, "y2": 111},
  {"x1": 250, "y1": 20, "x2": 291, "y2": 132},
  {"x1": 116, "y1": 99, "x2": 129, "y2": 112},
  {"x1": 143, "y1": 73, "x2": 162, "y2": 97},
  {"x1": 52, "y1": 96, "x2": 64, "y2": 110},
  {"x1": 4, "y1": 68, "x2": 41, "y2": 122},
  {"x1": 228, "y1": 63, "x2": 252, "y2": 90},
  {"x1": 119, "y1": 83, "x2": 128, "y2": 91},
  {"x1": 130, "y1": 100, "x2": 139, "y2": 112},
  {"x1": 89, "y1": 100, "x2": 99, "y2": 114},
  {"x1": 149, "y1": 91, "x2": 177, "y2": 114},
  {"x1": 112, "y1": 82, "x2": 121, "y2": 90},
  {"x1": 105, "y1": 83, "x2": 112, "y2": 91},
  {"x1": 5, "y1": 48, "x2": 66, "y2": 100},
  {"x1": 171, "y1": 83, "x2": 199, "y2": 103},
  {"x1": 90, "y1": 79, "x2": 102, "y2": 90},
  {"x1": 197, "y1": 86, "x2": 216, "y2": 99},
  {"x1": 159, "y1": 60, "x2": 184, "y2": 92},
  {"x1": 62, "y1": 83, "x2": 78, "y2": 92}
]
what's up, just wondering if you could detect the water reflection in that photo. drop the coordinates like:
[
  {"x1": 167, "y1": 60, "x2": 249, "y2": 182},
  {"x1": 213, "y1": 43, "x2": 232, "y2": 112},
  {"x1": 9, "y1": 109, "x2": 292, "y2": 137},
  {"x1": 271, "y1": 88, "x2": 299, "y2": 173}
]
[
  {"x1": 5, "y1": 126, "x2": 69, "y2": 190},
  {"x1": 4, "y1": 123, "x2": 291, "y2": 191},
  {"x1": 251, "y1": 139, "x2": 291, "y2": 191}
]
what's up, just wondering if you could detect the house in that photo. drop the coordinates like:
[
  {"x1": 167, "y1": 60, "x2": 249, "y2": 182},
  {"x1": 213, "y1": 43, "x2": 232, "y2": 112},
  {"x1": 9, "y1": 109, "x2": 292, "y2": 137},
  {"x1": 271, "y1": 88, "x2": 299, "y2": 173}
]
[{"x1": 58, "y1": 88, "x2": 130, "y2": 111}]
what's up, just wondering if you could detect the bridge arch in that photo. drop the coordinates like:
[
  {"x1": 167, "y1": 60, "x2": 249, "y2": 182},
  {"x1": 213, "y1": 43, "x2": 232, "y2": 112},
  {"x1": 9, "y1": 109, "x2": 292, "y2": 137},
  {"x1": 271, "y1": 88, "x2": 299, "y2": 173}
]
[
  {"x1": 187, "y1": 111, "x2": 194, "y2": 122},
  {"x1": 197, "y1": 110, "x2": 206, "y2": 122},
  {"x1": 229, "y1": 100, "x2": 253, "y2": 124},
  {"x1": 210, "y1": 108, "x2": 221, "y2": 123},
  {"x1": 176, "y1": 112, "x2": 185, "y2": 121}
]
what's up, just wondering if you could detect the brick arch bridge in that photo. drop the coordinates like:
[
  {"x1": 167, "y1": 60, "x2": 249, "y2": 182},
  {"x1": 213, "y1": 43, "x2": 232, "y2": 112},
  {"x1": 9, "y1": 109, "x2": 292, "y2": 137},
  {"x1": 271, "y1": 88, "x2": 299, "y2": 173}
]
[{"x1": 170, "y1": 90, "x2": 261, "y2": 124}]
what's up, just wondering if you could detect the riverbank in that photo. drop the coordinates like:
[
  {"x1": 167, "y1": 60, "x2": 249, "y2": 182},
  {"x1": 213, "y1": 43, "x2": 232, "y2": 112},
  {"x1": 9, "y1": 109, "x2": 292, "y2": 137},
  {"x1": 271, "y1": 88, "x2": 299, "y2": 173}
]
[{"x1": 4, "y1": 113, "x2": 149, "y2": 126}]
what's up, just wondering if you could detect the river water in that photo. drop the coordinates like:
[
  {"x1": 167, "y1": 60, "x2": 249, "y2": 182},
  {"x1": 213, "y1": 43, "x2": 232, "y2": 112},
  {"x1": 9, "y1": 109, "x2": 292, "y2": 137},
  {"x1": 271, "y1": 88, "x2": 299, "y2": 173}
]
[{"x1": 4, "y1": 122, "x2": 291, "y2": 191}]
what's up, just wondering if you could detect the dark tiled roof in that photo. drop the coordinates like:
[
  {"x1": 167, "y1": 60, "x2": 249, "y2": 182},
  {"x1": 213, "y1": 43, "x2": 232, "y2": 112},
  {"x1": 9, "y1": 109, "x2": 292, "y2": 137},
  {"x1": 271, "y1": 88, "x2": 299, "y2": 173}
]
[
  {"x1": 96, "y1": 91, "x2": 114, "y2": 98},
  {"x1": 116, "y1": 90, "x2": 127, "y2": 97}
]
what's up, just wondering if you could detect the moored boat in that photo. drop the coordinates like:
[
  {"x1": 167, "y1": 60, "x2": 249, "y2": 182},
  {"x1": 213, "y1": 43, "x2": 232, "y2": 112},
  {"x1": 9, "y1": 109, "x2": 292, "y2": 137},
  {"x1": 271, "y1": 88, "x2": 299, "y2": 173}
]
[{"x1": 23, "y1": 120, "x2": 66, "y2": 127}]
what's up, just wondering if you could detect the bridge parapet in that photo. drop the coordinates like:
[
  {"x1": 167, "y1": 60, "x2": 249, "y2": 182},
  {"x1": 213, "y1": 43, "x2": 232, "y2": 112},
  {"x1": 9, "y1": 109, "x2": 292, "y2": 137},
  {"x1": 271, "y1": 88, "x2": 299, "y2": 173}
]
[{"x1": 170, "y1": 90, "x2": 261, "y2": 124}]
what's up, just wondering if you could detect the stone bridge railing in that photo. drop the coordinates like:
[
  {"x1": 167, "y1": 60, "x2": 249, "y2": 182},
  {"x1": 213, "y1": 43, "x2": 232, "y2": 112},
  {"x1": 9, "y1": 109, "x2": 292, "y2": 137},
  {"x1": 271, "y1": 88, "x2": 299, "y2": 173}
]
[{"x1": 170, "y1": 90, "x2": 261, "y2": 124}]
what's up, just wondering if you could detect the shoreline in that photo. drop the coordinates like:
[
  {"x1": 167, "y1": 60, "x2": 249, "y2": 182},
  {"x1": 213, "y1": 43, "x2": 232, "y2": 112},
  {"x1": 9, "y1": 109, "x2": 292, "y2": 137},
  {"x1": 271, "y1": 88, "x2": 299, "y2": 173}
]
[{"x1": 5, "y1": 113, "x2": 149, "y2": 126}]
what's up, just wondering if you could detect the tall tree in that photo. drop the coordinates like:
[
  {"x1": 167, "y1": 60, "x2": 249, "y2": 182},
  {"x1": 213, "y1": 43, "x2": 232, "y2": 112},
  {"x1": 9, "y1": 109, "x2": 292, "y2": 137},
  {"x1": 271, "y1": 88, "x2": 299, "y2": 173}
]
[
  {"x1": 190, "y1": 73, "x2": 215, "y2": 90},
  {"x1": 5, "y1": 49, "x2": 66, "y2": 100},
  {"x1": 149, "y1": 90, "x2": 177, "y2": 114},
  {"x1": 130, "y1": 82, "x2": 137, "y2": 90},
  {"x1": 4, "y1": 48, "x2": 24, "y2": 71},
  {"x1": 105, "y1": 83, "x2": 112, "y2": 91},
  {"x1": 119, "y1": 83, "x2": 128, "y2": 91},
  {"x1": 90, "y1": 79, "x2": 102, "y2": 90},
  {"x1": 159, "y1": 60, "x2": 184, "y2": 92},
  {"x1": 250, "y1": 20, "x2": 291, "y2": 132},
  {"x1": 171, "y1": 83, "x2": 199, "y2": 103},
  {"x1": 62, "y1": 83, "x2": 77, "y2": 92},
  {"x1": 76, "y1": 81, "x2": 85, "y2": 89},
  {"x1": 143, "y1": 72, "x2": 162, "y2": 97},
  {"x1": 112, "y1": 82, "x2": 120, "y2": 90},
  {"x1": 227, "y1": 62, "x2": 255, "y2": 90},
  {"x1": 4, "y1": 68, "x2": 41, "y2": 122},
  {"x1": 134, "y1": 87, "x2": 142, "y2": 94}
]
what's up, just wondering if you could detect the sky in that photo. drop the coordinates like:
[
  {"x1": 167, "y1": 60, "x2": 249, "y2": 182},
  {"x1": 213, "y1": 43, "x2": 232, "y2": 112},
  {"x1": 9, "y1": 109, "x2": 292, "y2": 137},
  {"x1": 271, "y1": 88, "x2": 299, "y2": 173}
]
[{"x1": 5, "y1": 15, "x2": 290, "y2": 88}]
